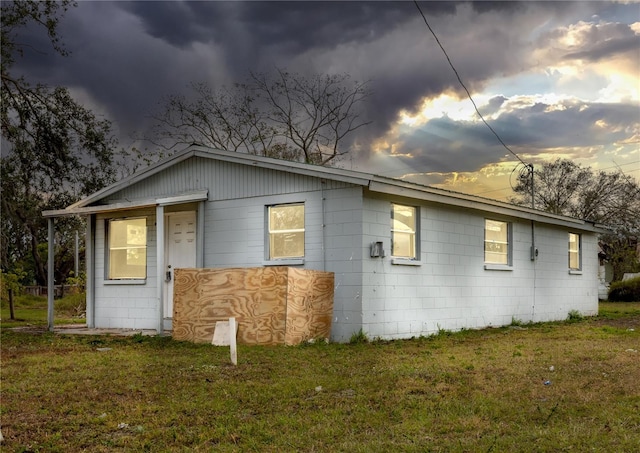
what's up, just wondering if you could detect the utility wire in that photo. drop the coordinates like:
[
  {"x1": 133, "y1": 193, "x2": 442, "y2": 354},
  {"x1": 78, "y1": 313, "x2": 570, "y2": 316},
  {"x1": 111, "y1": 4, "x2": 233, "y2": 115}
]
[{"x1": 413, "y1": 1, "x2": 528, "y2": 167}]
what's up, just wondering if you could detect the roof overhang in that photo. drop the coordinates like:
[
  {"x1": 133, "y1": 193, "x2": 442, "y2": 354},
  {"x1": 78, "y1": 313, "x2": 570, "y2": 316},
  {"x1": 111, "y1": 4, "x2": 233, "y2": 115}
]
[
  {"x1": 65, "y1": 146, "x2": 372, "y2": 211},
  {"x1": 42, "y1": 145, "x2": 609, "y2": 234},
  {"x1": 42, "y1": 190, "x2": 209, "y2": 218},
  {"x1": 368, "y1": 179, "x2": 607, "y2": 234}
]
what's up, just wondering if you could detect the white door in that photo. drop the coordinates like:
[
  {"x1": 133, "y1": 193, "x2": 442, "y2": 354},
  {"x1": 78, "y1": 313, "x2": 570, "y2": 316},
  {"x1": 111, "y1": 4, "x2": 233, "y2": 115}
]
[{"x1": 164, "y1": 212, "x2": 197, "y2": 318}]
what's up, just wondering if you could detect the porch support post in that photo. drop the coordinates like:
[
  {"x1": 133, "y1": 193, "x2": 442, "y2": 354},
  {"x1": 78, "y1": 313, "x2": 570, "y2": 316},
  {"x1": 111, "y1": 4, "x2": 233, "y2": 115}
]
[
  {"x1": 156, "y1": 205, "x2": 165, "y2": 334},
  {"x1": 197, "y1": 201, "x2": 204, "y2": 268},
  {"x1": 47, "y1": 217, "x2": 55, "y2": 331},
  {"x1": 85, "y1": 214, "x2": 95, "y2": 328}
]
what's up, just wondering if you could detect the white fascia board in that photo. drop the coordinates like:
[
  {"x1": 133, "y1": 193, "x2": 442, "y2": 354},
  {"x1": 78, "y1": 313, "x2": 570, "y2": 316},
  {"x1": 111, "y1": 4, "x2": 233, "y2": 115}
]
[
  {"x1": 368, "y1": 180, "x2": 604, "y2": 233},
  {"x1": 68, "y1": 146, "x2": 370, "y2": 212},
  {"x1": 43, "y1": 200, "x2": 157, "y2": 218},
  {"x1": 156, "y1": 190, "x2": 209, "y2": 205},
  {"x1": 43, "y1": 190, "x2": 208, "y2": 218},
  {"x1": 190, "y1": 146, "x2": 373, "y2": 186}
]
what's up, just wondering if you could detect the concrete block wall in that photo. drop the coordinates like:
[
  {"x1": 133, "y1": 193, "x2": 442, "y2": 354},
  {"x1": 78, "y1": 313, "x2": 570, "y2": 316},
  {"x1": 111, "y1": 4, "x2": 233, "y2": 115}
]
[
  {"x1": 360, "y1": 196, "x2": 599, "y2": 340},
  {"x1": 89, "y1": 184, "x2": 598, "y2": 340},
  {"x1": 321, "y1": 187, "x2": 365, "y2": 342},
  {"x1": 529, "y1": 224, "x2": 599, "y2": 321},
  {"x1": 200, "y1": 186, "x2": 365, "y2": 342},
  {"x1": 94, "y1": 210, "x2": 159, "y2": 329},
  {"x1": 203, "y1": 192, "x2": 324, "y2": 267}
]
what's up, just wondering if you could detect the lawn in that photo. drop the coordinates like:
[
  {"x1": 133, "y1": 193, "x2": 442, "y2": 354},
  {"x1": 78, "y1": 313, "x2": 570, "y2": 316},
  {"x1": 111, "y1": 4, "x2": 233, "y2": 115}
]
[
  {"x1": 1, "y1": 303, "x2": 639, "y2": 452},
  {"x1": 1, "y1": 293, "x2": 86, "y2": 329}
]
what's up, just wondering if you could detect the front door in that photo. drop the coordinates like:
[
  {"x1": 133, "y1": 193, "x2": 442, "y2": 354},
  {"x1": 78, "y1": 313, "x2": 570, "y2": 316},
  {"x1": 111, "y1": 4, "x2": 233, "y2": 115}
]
[{"x1": 164, "y1": 211, "x2": 197, "y2": 319}]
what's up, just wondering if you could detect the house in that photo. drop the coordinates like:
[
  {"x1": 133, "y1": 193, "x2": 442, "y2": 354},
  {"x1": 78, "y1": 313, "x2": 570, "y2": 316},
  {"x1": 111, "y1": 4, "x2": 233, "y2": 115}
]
[{"x1": 43, "y1": 145, "x2": 603, "y2": 341}]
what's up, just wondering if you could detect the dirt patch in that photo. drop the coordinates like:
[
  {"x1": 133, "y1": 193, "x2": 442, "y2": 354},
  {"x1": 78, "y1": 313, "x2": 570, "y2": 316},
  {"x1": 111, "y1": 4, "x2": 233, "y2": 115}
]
[
  {"x1": 590, "y1": 314, "x2": 640, "y2": 330},
  {"x1": 6, "y1": 326, "x2": 49, "y2": 335},
  {"x1": 6, "y1": 325, "x2": 158, "y2": 337}
]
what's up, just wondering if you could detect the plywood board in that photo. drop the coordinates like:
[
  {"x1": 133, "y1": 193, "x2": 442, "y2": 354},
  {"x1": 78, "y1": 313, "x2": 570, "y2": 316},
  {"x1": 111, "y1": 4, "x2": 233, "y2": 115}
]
[
  {"x1": 173, "y1": 267, "x2": 334, "y2": 345},
  {"x1": 285, "y1": 268, "x2": 334, "y2": 345},
  {"x1": 173, "y1": 267, "x2": 287, "y2": 344}
]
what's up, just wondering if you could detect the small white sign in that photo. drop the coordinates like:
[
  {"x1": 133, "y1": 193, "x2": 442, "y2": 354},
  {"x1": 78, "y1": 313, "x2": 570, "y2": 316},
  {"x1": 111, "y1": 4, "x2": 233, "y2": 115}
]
[
  {"x1": 212, "y1": 318, "x2": 238, "y2": 366},
  {"x1": 212, "y1": 321, "x2": 232, "y2": 345}
]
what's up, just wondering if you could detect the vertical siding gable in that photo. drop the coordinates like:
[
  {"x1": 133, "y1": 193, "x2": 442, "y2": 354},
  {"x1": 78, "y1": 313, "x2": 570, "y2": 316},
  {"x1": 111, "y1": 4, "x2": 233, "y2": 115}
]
[{"x1": 103, "y1": 156, "x2": 354, "y2": 203}]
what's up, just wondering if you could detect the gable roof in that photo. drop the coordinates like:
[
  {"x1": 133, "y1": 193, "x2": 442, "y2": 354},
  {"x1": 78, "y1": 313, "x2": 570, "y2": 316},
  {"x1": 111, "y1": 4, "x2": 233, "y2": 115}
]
[{"x1": 43, "y1": 145, "x2": 605, "y2": 233}]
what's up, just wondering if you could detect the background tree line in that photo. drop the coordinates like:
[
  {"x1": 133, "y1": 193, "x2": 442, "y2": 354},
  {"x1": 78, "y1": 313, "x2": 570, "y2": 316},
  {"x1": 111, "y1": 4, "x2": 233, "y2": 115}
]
[{"x1": 511, "y1": 159, "x2": 640, "y2": 281}]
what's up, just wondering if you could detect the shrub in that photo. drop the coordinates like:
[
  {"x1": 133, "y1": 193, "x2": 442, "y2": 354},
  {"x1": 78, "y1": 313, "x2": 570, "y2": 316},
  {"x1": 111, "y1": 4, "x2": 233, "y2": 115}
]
[
  {"x1": 1, "y1": 271, "x2": 24, "y2": 302},
  {"x1": 608, "y1": 276, "x2": 640, "y2": 302},
  {"x1": 349, "y1": 329, "x2": 369, "y2": 344},
  {"x1": 567, "y1": 310, "x2": 583, "y2": 322}
]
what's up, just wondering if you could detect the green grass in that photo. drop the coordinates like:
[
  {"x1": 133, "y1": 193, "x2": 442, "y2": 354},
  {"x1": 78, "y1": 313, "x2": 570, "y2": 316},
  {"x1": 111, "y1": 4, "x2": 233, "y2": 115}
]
[
  {"x1": 1, "y1": 303, "x2": 639, "y2": 452},
  {"x1": 1, "y1": 293, "x2": 86, "y2": 329},
  {"x1": 598, "y1": 301, "x2": 640, "y2": 318}
]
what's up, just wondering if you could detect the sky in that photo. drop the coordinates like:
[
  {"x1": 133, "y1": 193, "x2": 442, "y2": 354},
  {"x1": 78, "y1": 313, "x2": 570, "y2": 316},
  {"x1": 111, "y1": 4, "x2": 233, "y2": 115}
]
[{"x1": 13, "y1": 0, "x2": 640, "y2": 202}]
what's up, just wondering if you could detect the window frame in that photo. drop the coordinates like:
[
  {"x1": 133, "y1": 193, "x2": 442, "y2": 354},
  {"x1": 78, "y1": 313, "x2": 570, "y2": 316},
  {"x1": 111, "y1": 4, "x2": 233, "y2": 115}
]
[
  {"x1": 265, "y1": 202, "x2": 305, "y2": 262},
  {"x1": 391, "y1": 203, "x2": 419, "y2": 261},
  {"x1": 568, "y1": 232, "x2": 582, "y2": 271},
  {"x1": 106, "y1": 217, "x2": 148, "y2": 281},
  {"x1": 484, "y1": 218, "x2": 512, "y2": 268}
]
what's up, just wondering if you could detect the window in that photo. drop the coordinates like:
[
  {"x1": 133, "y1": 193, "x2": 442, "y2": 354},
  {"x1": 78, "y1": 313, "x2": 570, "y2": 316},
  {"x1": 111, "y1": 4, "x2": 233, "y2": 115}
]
[
  {"x1": 568, "y1": 233, "x2": 581, "y2": 270},
  {"x1": 108, "y1": 218, "x2": 147, "y2": 279},
  {"x1": 484, "y1": 219, "x2": 511, "y2": 265},
  {"x1": 268, "y1": 203, "x2": 305, "y2": 259},
  {"x1": 391, "y1": 204, "x2": 417, "y2": 259}
]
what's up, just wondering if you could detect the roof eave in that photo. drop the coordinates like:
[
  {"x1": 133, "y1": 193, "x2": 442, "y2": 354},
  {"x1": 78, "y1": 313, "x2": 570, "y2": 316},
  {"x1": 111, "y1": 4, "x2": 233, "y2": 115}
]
[{"x1": 368, "y1": 178, "x2": 605, "y2": 233}]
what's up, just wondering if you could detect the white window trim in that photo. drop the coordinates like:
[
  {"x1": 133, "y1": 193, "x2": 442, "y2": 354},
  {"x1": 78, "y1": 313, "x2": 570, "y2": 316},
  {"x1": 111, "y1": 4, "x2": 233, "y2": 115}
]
[
  {"x1": 391, "y1": 203, "x2": 419, "y2": 260},
  {"x1": 392, "y1": 258, "x2": 422, "y2": 266},
  {"x1": 266, "y1": 202, "x2": 305, "y2": 261},
  {"x1": 484, "y1": 264, "x2": 514, "y2": 271},
  {"x1": 568, "y1": 232, "x2": 582, "y2": 271},
  {"x1": 106, "y1": 217, "x2": 148, "y2": 281},
  {"x1": 104, "y1": 279, "x2": 147, "y2": 285},
  {"x1": 484, "y1": 219, "x2": 512, "y2": 267},
  {"x1": 262, "y1": 258, "x2": 305, "y2": 266}
]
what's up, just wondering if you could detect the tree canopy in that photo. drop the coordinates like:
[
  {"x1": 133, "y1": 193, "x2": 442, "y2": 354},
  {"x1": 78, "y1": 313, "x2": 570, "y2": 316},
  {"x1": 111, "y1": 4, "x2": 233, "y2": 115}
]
[
  {"x1": 1, "y1": 0, "x2": 118, "y2": 285},
  {"x1": 511, "y1": 159, "x2": 640, "y2": 280}
]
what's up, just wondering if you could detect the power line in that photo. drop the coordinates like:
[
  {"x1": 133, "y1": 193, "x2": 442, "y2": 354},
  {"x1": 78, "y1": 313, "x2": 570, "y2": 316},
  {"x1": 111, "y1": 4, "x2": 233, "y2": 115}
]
[{"x1": 413, "y1": 1, "x2": 527, "y2": 167}]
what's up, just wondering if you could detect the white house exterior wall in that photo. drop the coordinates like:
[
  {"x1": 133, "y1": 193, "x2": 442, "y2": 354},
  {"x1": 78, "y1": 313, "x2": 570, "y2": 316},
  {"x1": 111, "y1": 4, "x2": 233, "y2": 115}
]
[
  {"x1": 360, "y1": 195, "x2": 599, "y2": 340},
  {"x1": 198, "y1": 185, "x2": 365, "y2": 341},
  {"x1": 93, "y1": 209, "x2": 159, "y2": 329},
  {"x1": 81, "y1": 152, "x2": 600, "y2": 341},
  {"x1": 103, "y1": 157, "x2": 352, "y2": 204},
  {"x1": 90, "y1": 157, "x2": 365, "y2": 338},
  {"x1": 320, "y1": 186, "x2": 365, "y2": 341}
]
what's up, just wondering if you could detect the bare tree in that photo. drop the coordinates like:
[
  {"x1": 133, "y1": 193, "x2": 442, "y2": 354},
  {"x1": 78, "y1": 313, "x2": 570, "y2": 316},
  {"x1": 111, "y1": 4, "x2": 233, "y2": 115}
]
[{"x1": 150, "y1": 70, "x2": 371, "y2": 165}]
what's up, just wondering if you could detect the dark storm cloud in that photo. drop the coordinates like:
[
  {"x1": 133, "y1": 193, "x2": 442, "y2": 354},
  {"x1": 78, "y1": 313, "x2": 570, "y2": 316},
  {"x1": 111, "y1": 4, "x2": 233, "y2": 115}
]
[
  {"x1": 8, "y1": 0, "x2": 637, "y2": 176},
  {"x1": 13, "y1": 1, "x2": 476, "y2": 144},
  {"x1": 123, "y1": 1, "x2": 455, "y2": 53}
]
